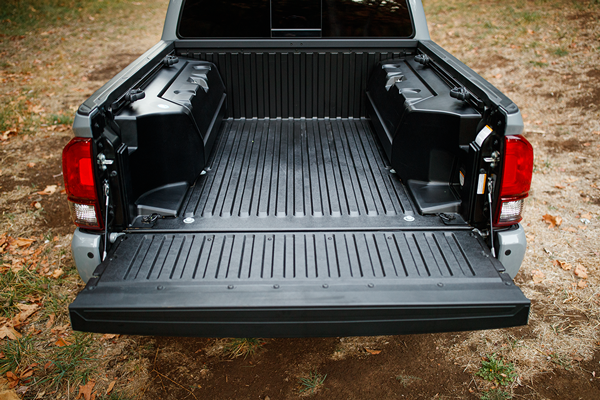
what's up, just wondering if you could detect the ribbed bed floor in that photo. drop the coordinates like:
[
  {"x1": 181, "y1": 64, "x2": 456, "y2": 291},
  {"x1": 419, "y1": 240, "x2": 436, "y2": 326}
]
[{"x1": 182, "y1": 118, "x2": 414, "y2": 222}]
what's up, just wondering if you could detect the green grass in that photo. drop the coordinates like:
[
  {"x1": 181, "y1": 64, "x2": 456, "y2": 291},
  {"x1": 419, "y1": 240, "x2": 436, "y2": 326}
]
[
  {"x1": 0, "y1": 335, "x2": 38, "y2": 375},
  {"x1": 298, "y1": 371, "x2": 326, "y2": 395},
  {"x1": 0, "y1": 268, "x2": 52, "y2": 317},
  {"x1": 396, "y1": 374, "x2": 421, "y2": 387},
  {"x1": 41, "y1": 332, "x2": 96, "y2": 389},
  {"x1": 224, "y1": 338, "x2": 264, "y2": 359},
  {"x1": 480, "y1": 388, "x2": 512, "y2": 400},
  {"x1": 47, "y1": 113, "x2": 74, "y2": 126},
  {"x1": 553, "y1": 47, "x2": 569, "y2": 57},
  {"x1": 475, "y1": 354, "x2": 518, "y2": 386},
  {"x1": 529, "y1": 60, "x2": 548, "y2": 67}
]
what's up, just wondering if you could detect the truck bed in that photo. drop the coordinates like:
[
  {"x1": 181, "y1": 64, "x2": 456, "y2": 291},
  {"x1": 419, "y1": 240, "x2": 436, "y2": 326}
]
[{"x1": 70, "y1": 118, "x2": 529, "y2": 337}]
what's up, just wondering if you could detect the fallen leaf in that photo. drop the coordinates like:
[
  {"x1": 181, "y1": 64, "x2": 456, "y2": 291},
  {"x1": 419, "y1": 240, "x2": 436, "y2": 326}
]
[
  {"x1": 46, "y1": 314, "x2": 55, "y2": 329},
  {"x1": 13, "y1": 303, "x2": 39, "y2": 326},
  {"x1": 0, "y1": 388, "x2": 21, "y2": 400},
  {"x1": 55, "y1": 337, "x2": 72, "y2": 347},
  {"x1": 581, "y1": 213, "x2": 593, "y2": 219},
  {"x1": 553, "y1": 260, "x2": 572, "y2": 271},
  {"x1": 106, "y1": 380, "x2": 116, "y2": 396},
  {"x1": 101, "y1": 333, "x2": 119, "y2": 340},
  {"x1": 532, "y1": 269, "x2": 545, "y2": 284},
  {"x1": 19, "y1": 369, "x2": 33, "y2": 379},
  {"x1": 364, "y1": 348, "x2": 382, "y2": 355},
  {"x1": 51, "y1": 268, "x2": 64, "y2": 279},
  {"x1": 27, "y1": 162, "x2": 36, "y2": 168},
  {"x1": 577, "y1": 281, "x2": 588, "y2": 289},
  {"x1": 6, "y1": 371, "x2": 19, "y2": 389},
  {"x1": 574, "y1": 264, "x2": 588, "y2": 279},
  {"x1": 555, "y1": 184, "x2": 565, "y2": 189},
  {"x1": 0, "y1": 322, "x2": 22, "y2": 340},
  {"x1": 76, "y1": 380, "x2": 95, "y2": 400},
  {"x1": 565, "y1": 227, "x2": 578, "y2": 233},
  {"x1": 44, "y1": 361, "x2": 53, "y2": 370},
  {"x1": 542, "y1": 214, "x2": 562, "y2": 228},
  {"x1": 37, "y1": 185, "x2": 57, "y2": 195}
]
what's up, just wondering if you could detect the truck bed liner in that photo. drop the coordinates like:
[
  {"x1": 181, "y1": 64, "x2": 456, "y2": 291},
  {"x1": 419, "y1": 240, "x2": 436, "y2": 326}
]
[
  {"x1": 143, "y1": 118, "x2": 453, "y2": 232},
  {"x1": 70, "y1": 119, "x2": 529, "y2": 337}
]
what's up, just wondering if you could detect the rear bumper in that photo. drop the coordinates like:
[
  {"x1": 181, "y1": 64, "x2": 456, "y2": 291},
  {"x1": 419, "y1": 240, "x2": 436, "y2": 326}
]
[{"x1": 70, "y1": 279, "x2": 529, "y2": 337}]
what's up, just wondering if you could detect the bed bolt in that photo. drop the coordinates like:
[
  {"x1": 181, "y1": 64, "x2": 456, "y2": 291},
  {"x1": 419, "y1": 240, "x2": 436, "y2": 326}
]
[
  {"x1": 437, "y1": 283, "x2": 444, "y2": 287},
  {"x1": 368, "y1": 283, "x2": 374, "y2": 288},
  {"x1": 273, "y1": 284, "x2": 280, "y2": 289},
  {"x1": 505, "y1": 282, "x2": 512, "y2": 286},
  {"x1": 404, "y1": 216, "x2": 415, "y2": 222},
  {"x1": 157, "y1": 285, "x2": 164, "y2": 290},
  {"x1": 228, "y1": 285, "x2": 234, "y2": 290},
  {"x1": 322, "y1": 284, "x2": 329, "y2": 289},
  {"x1": 183, "y1": 217, "x2": 194, "y2": 224}
]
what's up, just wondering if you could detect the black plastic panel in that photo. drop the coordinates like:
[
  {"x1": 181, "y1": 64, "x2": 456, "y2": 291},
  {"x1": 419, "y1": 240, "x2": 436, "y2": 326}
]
[
  {"x1": 70, "y1": 229, "x2": 529, "y2": 337},
  {"x1": 178, "y1": 50, "x2": 412, "y2": 118}
]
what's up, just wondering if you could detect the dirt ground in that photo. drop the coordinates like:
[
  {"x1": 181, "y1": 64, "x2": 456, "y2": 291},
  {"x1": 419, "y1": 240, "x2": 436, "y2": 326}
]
[{"x1": 1, "y1": 1, "x2": 599, "y2": 399}]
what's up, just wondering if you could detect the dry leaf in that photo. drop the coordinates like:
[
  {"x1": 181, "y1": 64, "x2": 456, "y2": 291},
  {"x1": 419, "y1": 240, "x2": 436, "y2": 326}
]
[
  {"x1": 0, "y1": 389, "x2": 21, "y2": 400},
  {"x1": 553, "y1": 260, "x2": 572, "y2": 271},
  {"x1": 555, "y1": 184, "x2": 565, "y2": 189},
  {"x1": 364, "y1": 348, "x2": 382, "y2": 355},
  {"x1": 101, "y1": 334, "x2": 119, "y2": 340},
  {"x1": 532, "y1": 269, "x2": 545, "y2": 284},
  {"x1": 27, "y1": 162, "x2": 36, "y2": 168},
  {"x1": 565, "y1": 227, "x2": 578, "y2": 233},
  {"x1": 76, "y1": 380, "x2": 95, "y2": 400},
  {"x1": 106, "y1": 380, "x2": 116, "y2": 396},
  {"x1": 37, "y1": 185, "x2": 57, "y2": 195},
  {"x1": 542, "y1": 214, "x2": 562, "y2": 228},
  {"x1": 0, "y1": 321, "x2": 22, "y2": 340},
  {"x1": 577, "y1": 280, "x2": 587, "y2": 289},
  {"x1": 13, "y1": 304, "x2": 39, "y2": 326},
  {"x1": 46, "y1": 314, "x2": 55, "y2": 329},
  {"x1": 51, "y1": 269, "x2": 64, "y2": 279},
  {"x1": 574, "y1": 264, "x2": 588, "y2": 279},
  {"x1": 581, "y1": 213, "x2": 593, "y2": 219},
  {"x1": 55, "y1": 337, "x2": 72, "y2": 347}
]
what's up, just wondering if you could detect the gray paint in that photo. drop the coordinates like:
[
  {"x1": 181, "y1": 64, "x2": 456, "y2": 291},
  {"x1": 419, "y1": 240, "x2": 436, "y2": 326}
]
[
  {"x1": 161, "y1": 0, "x2": 431, "y2": 42},
  {"x1": 72, "y1": 228, "x2": 102, "y2": 283},
  {"x1": 72, "y1": 111, "x2": 94, "y2": 138},
  {"x1": 505, "y1": 110, "x2": 525, "y2": 136},
  {"x1": 497, "y1": 224, "x2": 527, "y2": 279}
]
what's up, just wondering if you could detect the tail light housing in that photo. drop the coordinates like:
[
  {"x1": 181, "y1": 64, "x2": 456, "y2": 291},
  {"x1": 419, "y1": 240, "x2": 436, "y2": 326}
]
[
  {"x1": 62, "y1": 138, "x2": 103, "y2": 230},
  {"x1": 494, "y1": 135, "x2": 534, "y2": 227}
]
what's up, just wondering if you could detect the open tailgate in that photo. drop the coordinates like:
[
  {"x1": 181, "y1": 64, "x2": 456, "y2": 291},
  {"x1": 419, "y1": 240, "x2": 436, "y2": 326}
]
[{"x1": 70, "y1": 230, "x2": 529, "y2": 337}]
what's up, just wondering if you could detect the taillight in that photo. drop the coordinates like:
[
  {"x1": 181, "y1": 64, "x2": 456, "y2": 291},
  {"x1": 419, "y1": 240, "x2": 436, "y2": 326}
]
[
  {"x1": 62, "y1": 138, "x2": 102, "y2": 230},
  {"x1": 495, "y1": 135, "x2": 534, "y2": 227}
]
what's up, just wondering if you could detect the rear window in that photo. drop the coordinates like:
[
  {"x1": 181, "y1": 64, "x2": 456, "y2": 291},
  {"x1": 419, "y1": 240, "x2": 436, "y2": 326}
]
[{"x1": 178, "y1": 0, "x2": 414, "y2": 39}]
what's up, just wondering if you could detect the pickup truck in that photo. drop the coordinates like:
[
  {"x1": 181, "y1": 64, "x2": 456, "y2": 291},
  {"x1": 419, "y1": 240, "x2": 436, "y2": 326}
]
[{"x1": 63, "y1": 0, "x2": 533, "y2": 337}]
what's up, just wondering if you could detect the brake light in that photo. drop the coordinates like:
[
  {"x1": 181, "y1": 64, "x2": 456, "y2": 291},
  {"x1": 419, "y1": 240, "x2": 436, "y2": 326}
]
[
  {"x1": 495, "y1": 135, "x2": 534, "y2": 227},
  {"x1": 62, "y1": 138, "x2": 102, "y2": 229}
]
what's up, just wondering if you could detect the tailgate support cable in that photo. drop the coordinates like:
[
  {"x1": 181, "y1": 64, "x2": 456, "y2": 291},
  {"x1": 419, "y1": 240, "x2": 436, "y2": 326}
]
[
  {"x1": 102, "y1": 180, "x2": 110, "y2": 261},
  {"x1": 487, "y1": 177, "x2": 496, "y2": 258}
]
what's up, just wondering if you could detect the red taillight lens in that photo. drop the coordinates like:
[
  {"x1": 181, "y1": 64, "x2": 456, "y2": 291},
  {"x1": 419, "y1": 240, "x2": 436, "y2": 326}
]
[
  {"x1": 62, "y1": 138, "x2": 102, "y2": 229},
  {"x1": 500, "y1": 135, "x2": 534, "y2": 198},
  {"x1": 495, "y1": 135, "x2": 534, "y2": 227}
]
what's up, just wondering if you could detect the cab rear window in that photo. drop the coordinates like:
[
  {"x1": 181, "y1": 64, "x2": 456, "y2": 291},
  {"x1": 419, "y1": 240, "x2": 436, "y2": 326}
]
[{"x1": 178, "y1": 0, "x2": 414, "y2": 39}]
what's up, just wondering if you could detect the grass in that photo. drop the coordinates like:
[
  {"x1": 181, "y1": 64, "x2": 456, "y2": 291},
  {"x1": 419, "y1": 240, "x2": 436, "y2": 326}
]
[
  {"x1": 224, "y1": 338, "x2": 264, "y2": 359},
  {"x1": 41, "y1": 332, "x2": 96, "y2": 389},
  {"x1": 0, "y1": 335, "x2": 38, "y2": 374},
  {"x1": 298, "y1": 371, "x2": 326, "y2": 395},
  {"x1": 480, "y1": 388, "x2": 512, "y2": 400},
  {"x1": 395, "y1": 374, "x2": 421, "y2": 387},
  {"x1": 475, "y1": 354, "x2": 517, "y2": 386}
]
